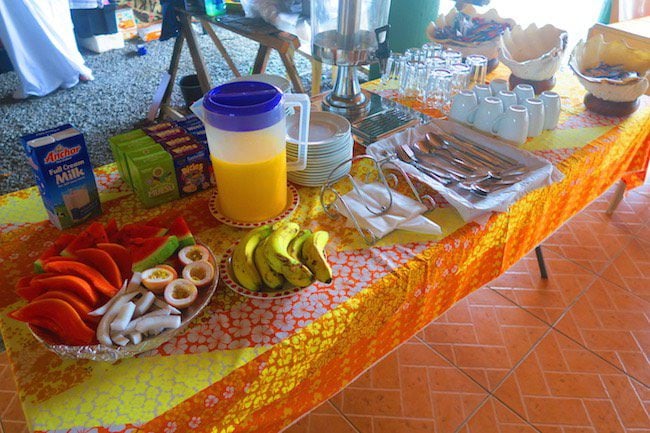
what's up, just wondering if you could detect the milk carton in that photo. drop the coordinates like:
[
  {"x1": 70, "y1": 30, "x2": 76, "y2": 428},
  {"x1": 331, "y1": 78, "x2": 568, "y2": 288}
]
[{"x1": 22, "y1": 125, "x2": 102, "y2": 229}]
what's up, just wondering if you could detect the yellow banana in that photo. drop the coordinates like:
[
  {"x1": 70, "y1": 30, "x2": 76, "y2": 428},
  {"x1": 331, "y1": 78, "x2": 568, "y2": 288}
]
[
  {"x1": 232, "y1": 225, "x2": 272, "y2": 291},
  {"x1": 302, "y1": 231, "x2": 333, "y2": 284},
  {"x1": 253, "y1": 237, "x2": 284, "y2": 290},
  {"x1": 265, "y1": 222, "x2": 314, "y2": 287},
  {"x1": 288, "y1": 229, "x2": 312, "y2": 262}
]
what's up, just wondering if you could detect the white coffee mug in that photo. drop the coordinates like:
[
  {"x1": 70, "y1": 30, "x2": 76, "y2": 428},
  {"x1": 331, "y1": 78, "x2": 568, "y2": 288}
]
[
  {"x1": 514, "y1": 84, "x2": 535, "y2": 104},
  {"x1": 449, "y1": 90, "x2": 478, "y2": 124},
  {"x1": 497, "y1": 90, "x2": 518, "y2": 110},
  {"x1": 491, "y1": 105, "x2": 529, "y2": 145},
  {"x1": 524, "y1": 98, "x2": 545, "y2": 137},
  {"x1": 467, "y1": 96, "x2": 504, "y2": 134},
  {"x1": 489, "y1": 78, "x2": 509, "y2": 95},
  {"x1": 540, "y1": 91, "x2": 561, "y2": 130},
  {"x1": 473, "y1": 84, "x2": 492, "y2": 102}
]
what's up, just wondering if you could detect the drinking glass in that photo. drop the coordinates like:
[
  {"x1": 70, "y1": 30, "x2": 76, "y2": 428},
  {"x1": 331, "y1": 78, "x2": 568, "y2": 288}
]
[
  {"x1": 442, "y1": 49, "x2": 462, "y2": 67},
  {"x1": 425, "y1": 68, "x2": 453, "y2": 111},
  {"x1": 380, "y1": 52, "x2": 404, "y2": 90},
  {"x1": 450, "y1": 63, "x2": 471, "y2": 96},
  {"x1": 404, "y1": 47, "x2": 423, "y2": 62},
  {"x1": 466, "y1": 54, "x2": 488, "y2": 86},
  {"x1": 400, "y1": 60, "x2": 426, "y2": 100},
  {"x1": 422, "y1": 42, "x2": 443, "y2": 59}
]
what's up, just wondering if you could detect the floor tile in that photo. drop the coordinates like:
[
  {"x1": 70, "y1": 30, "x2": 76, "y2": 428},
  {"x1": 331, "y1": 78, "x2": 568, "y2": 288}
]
[
  {"x1": 489, "y1": 249, "x2": 597, "y2": 325},
  {"x1": 457, "y1": 397, "x2": 540, "y2": 433},
  {"x1": 282, "y1": 401, "x2": 359, "y2": 433},
  {"x1": 333, "y1": 338, "x2": 488, "y2": 433},
  {"x1": 555, "y1": 277, "x2": 650, "y2": 386},
  {"x1": 600, "y1": 239, "x2": 650, "y2": 302},
  {"x1": 494, "y1": 329, "x2": 650, "y2": 433},
  {"x1": 543, "y1": 199, "x2": 634, "y2": 274},
  {"x1": 420, "y1": 287, "x2": 550, "y2": 390}
]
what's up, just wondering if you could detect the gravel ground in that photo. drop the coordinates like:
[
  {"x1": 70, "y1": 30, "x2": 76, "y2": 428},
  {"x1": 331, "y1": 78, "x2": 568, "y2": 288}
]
[{"x1": 0, "y1": 27, "x2": 321, "y2": 195}]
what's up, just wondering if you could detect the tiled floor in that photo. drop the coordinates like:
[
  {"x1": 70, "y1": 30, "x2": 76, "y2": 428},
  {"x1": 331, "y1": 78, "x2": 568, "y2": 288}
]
[{"x1": 1, "y1": 184, "x2": 648, "y2": 433}]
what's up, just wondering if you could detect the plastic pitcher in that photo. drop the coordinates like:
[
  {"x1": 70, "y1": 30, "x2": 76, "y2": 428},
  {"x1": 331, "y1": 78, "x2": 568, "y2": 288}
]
[{"x1": 195, "y1": 81, "x2": 310, "y2": 223}]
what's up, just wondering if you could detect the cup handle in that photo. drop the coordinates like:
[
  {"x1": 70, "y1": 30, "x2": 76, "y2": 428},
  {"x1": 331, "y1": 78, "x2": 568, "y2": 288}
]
[
  {"x1": 465, "y1": 105, "x2": 479, "y2": 125},
  {"x1": 491, "y1": 113, "x2": 506, "y2": 134},
  {"x1": 284, "y1": 93, "x2": 310, "y2": 172}
]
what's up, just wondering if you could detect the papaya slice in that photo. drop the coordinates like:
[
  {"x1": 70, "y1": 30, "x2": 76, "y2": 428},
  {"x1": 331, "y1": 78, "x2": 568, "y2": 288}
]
[
  {"x1": 9, "y1": 298, "x2": 96, "y2": 346},
  {"x1": 42, "y1": 256, "x2": 78, "y2": 265},
  {"x1": 61, "y1": 222, "x2": 109, "y2": 257},
  {"x1": 29, "y1": 274, "x2": 99, "y2": 305},
  {"x1": 33, "y1": 233, "x2": 76, "y2": 273},
  {"x1": 33, "y1": 291, "x2": 93, "y2": 324},
  {"x1": 43, "y1": 260, "x2": 117, "y2": 298},
  {"x1": 75, "y1": 248, "x2": 122, "y2": 288},
  {"x1": 16, "y1": 277, "x2": 45, "y2": 301},
  {"x1": 96, "y1": 243, "x2": 132, "y2": 281}
]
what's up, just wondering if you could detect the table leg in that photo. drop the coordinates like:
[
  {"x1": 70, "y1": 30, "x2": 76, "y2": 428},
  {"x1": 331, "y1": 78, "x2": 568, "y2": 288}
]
[
  {"x1": 535, "y1": 245, "x2": 548, "y2": 280},
  {"x1": 311, "y1": 59, "x2": 322, "y2": 95},
  {"x1": 606, "y1": 179, "x2": 626, "y2": 216},
  {"x1": 279, "y1": 50, "x2": 306, "y2": 94},
  {"x1": 252, "y1": 44, "x2": 271, "y2": 74},
  {"x1": 178, "y1": 12, "x2": 212, "y2": 93},
  {"x1": 157, "y1": 31, "x2": 186, "y2": 120},
  {"x1": 200, "y1": 20, "x2": 242, "y2": 78}
]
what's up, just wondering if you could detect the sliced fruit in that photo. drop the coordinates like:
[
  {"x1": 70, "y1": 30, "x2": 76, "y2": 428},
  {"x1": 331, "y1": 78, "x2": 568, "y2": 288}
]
[
  {"x1": 141, "y1": 266, "x2": 176, "y2": 294},
  {"x1": 167, "y1": 216, "x2": 195, "y2": 248},
  {"x1": 96, "y1": 243, "x2": 133, "y2": 281},
  {"x1": 302, "y1": 231, "x2": 333, "y2": 284},
  {"x1": 8, "y1": 298, "x2": 96, "y2": 346},
  {"x1": 232, "y1": 226, "x2": 272, "y2": 291},
  {"x1": 75, "y1": 248, "x2": 122, "y2": 288},
  {"x1": 104, "y1": 218, "x2": 119, "y2": 241},
  {"x1": 164, "y1": 279, "x2": 198, "y2": 309},
  {"x1": 33, "y1": 291, "x2": 93, "y2": 323},
  {"x1": 60, "y1": 222, "x2": 109, "y2": 257},
  {"x1": 178, "y1": 245, "x2": 210, "y2": 266},
  {"x1": 33, "y1": 234, "x2": 76, "y2": 273},
  {"x1": 156, "y1": 264, "x2": 178, "y2": 279},
  {"x1": 144, "y1": 215, "x2": 167, "y2": 228},
  {"x1": 43, "y1": 261, "x2": 118, "y2": 298},
  {"x1": 115, "y1": 223, "x2": 167, "y2": 245},
  {"x1": 29, "y1": 274, "x2": 99, "y2": 305},
  {"x1": 182, "y1": 261, "x2": 214, "y2": 287},
  {"x1": 129, "y1": 235, "x2": 179, "y2": 272}
]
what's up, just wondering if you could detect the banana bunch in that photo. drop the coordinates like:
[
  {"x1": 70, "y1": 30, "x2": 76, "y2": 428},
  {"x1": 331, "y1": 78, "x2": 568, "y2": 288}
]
[{"x1": 231, "y1": 222, "x2": 333, "y2": 291}]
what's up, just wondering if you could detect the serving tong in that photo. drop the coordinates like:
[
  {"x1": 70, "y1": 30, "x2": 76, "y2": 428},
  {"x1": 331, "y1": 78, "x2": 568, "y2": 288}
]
[{"x1": 393, "y1": 132, "x2": 527, "y2": 196}]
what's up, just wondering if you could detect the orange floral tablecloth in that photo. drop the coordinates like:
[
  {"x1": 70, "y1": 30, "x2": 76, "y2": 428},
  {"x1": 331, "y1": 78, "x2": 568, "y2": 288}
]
[{"x1": 0, "y1": 67, "x2": 648, "y2": 433}]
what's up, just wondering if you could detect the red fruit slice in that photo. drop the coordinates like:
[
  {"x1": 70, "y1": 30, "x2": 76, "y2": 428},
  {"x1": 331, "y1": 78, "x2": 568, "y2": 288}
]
[
  {"x1": 61, "y1": 222, "x2": 109, "y2": 257},
  {"x1": 33, "y1": 291, "x2": 93, "y2": 324},
  {"x1": 114, "y1": 224, "x2": 168, "y2": 245},
  {"x1": 29, "y1": 274, "x2": 99, "y2": 305},
  {"x1": 96, "y1": 243, "x2": 132, "y2": 281},
  {"x1": 167, "y1": 216, "x2": 195, "y2": 248},
  {"x1": 9, "y1": 298, "x2": 96, "y2": 346},
  {"x1": 129, "y1": 235, "x2": 179, "y2": 272},
  {"x1": 33, "y1": 233, "x2": 76, "y2": 273},
  {"x1": 144, "y1": 216, "x2": 167, "y2": 228},
  {"x1": 74, "y1": 248, "x2": 122, "y2": 288},
  {"x1": 43, "y1": 261, "x2": 117, "y2": 298},
  {"x1": 105, "y1": 218, "x2": 119, "y2": 241}
]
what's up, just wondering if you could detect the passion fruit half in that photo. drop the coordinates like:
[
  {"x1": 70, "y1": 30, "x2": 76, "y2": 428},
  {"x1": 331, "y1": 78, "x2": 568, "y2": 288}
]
[
  {"x1": 182, "y1": 260, "x2": 215, "y2": 287},
  {"x1": 164, "y1": 279, "x2": 198, "y2": 309},
  {"x1": 178, "y1": 245, "x2": 210, "y2": 266},
  {"x1": 141, "y1": 266, "x2": 176, "y2": 294}
]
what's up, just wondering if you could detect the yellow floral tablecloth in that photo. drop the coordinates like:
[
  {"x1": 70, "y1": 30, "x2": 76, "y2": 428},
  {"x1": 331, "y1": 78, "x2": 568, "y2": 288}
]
[{"x1": 0, "y1": 67, "x2": 648, "y2": 433}]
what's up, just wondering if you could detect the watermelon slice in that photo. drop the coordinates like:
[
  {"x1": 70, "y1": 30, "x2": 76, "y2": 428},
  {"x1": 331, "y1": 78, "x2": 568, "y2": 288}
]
[
  {"x1": 105, "y1": 219, "x2": 119, "y2": 241},
  {"x1": 96, "y1": 243, "x2": 133, "y2": 281},
  {"x1": 167, "y1": 216, "x2": 195, "y2": 248},
  {"x1": 114, "y1": 224, "x2": 167, "y2": 245},
  {"x1": 129, "y1": 236, "x2": 179, "y2": 272},
  {"x1": 144, "y1": 216, "x2": 167, "y2": 228},
  {"x1": 34, "y1": 234, "x2": 76, "y2": 273},
  {"x1": 61, "y1": 222, "x2": 109, "y2": 257}
]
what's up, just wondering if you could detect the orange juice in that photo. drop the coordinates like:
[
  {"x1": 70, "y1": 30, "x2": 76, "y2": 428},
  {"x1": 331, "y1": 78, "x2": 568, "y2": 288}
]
[{"x1": 211, "y1": 149, "x2": 287, "y2": 222}]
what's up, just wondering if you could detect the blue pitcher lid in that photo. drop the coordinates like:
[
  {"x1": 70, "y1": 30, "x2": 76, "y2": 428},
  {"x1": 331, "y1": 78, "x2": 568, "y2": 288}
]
[{"x1": 202, "y1": 81, "x2": 284, "y2": 132}]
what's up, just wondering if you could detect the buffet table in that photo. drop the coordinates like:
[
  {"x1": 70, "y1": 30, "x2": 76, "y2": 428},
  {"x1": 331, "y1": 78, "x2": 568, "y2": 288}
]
[{"x1": 0, "y1": 67, "x2": 648, "y2": 433}]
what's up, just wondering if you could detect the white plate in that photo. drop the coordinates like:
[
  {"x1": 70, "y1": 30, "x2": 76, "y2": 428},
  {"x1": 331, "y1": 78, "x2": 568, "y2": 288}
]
[{"x1": 286, "y1": 112, "x2": 351, "y2": 146}]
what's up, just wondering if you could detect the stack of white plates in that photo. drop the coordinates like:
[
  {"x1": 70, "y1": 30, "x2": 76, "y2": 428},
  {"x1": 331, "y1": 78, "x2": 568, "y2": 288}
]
[{"x1": 286, "y1": 112, "x2": 353, "y2": 187}]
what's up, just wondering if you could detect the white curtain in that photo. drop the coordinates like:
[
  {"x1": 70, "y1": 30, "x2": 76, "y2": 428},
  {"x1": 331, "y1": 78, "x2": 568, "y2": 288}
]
[{"x1": 0, "y1": 0, "x2": 93, "y2": 98}]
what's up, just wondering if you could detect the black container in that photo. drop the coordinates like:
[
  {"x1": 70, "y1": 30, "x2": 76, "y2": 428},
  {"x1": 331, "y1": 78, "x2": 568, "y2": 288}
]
[{"x1": 178, "y1": 75, "x2": 203, "y2": 108}]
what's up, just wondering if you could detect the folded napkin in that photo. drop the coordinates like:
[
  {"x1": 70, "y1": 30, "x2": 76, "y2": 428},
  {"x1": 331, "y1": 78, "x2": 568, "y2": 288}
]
[{"x1": 334, "y1": 182, "x2": 442, "y2": 240}]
